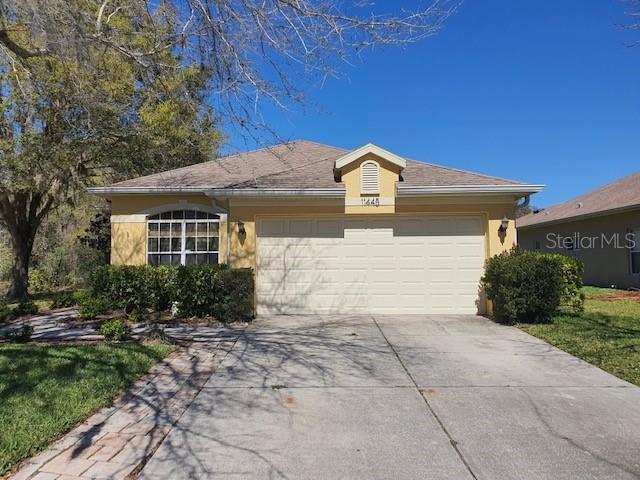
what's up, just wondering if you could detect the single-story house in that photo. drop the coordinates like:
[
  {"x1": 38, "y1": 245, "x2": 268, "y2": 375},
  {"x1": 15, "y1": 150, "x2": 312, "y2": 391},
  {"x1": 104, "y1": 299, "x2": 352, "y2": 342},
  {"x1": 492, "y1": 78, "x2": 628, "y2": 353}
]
[
  {"x1": 517, "y1": 172, "x2": 640, "y2": 289},
  {"x1": 89, "y1": 141, "x2": 542, "y2": 315}
]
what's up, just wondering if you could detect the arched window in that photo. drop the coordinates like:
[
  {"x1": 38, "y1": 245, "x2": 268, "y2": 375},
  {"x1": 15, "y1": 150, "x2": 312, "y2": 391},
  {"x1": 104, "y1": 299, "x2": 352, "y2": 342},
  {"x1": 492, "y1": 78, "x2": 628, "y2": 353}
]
[
  {"x1": 360, "y1": 161, "x2": 380, "y2": 194},
  {"x1": 147, "y1": 210, "x2": 220, "y2": 266}
]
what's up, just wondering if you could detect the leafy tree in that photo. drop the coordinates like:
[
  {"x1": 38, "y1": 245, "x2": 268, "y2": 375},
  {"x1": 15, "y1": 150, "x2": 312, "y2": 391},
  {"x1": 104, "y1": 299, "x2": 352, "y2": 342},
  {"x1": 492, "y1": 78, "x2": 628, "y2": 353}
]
[
  {"x1": 0, "y1": 2, "x2": 220, "y2": 298},
  {"x1": 0, "y1": 0, "x2": 454, "y2": 298},
  {"x1": 79, "y1": 208, "x2": 111, "y2": 264}
]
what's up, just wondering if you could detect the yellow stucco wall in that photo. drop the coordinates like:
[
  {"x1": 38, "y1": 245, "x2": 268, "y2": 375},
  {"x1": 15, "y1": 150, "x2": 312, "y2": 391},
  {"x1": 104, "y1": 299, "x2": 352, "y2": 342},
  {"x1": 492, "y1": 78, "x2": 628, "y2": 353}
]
[
  {"x1": 111, "y1": 222, "x2": 147, "y2": 265},
  {"x1": 110, "y1": 194, "x2": 228, "y2": 265},
  {"x1": 108, "y1": 193, "x2": 517, "y2": 270},
  {"x1": 110, "y1": 194, "x2": 216, "y2": 215},
  {"x1": 107, "y1": 192, "x2": 516, "y2": 316},
  {"x1": 341, "y1": 154, "x2": 401, "y2": 214}
]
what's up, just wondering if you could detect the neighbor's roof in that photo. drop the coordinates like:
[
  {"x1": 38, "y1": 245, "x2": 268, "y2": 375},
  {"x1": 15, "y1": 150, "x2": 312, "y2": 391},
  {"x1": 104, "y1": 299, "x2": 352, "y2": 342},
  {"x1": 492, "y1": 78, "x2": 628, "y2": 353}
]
[
  {"x1": 518, "y1": 172, "x2": 640, "y2": 229},
  {"x1": 89, "y1": 140, "x2": 540, "y2": 195}
]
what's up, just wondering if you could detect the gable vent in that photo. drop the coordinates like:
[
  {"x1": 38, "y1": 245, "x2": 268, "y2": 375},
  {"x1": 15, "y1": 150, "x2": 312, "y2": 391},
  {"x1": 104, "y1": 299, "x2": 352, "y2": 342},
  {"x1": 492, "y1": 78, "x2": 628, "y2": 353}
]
[{"x1": 361, "y1": 161, "x2": 380, "y2": 194}]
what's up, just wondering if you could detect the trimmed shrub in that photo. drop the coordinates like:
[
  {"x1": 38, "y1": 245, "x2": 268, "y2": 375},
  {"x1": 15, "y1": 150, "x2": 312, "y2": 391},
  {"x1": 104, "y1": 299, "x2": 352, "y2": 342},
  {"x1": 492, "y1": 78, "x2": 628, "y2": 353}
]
[
  {"x1": 173, "y1": 265, "x2": 254, "y2": 321},
  {"x1": 14, "y1": 299, "x2": 38, "y2": 317},
  {"x1": 100, "y1": 318, "x2": 130, "y2": 341},
  {"x1": 481, "y1": 247, "x2": 584, "y2": 324},
  {"x1": 6, "y1": 324, "x2": 34, "y2": 343},
  {"x1": 89, "y1": 264, "x2": 254, "y2": 323},
  {"x1": 78, "y1": 296, "x2": 112, "y2": 320},
  {"x1": 50, "y1": 291, "x2": 78, "y2": 309},
  {"x1": 90, "y1": 265, "x2": 176, "y2": 312}
]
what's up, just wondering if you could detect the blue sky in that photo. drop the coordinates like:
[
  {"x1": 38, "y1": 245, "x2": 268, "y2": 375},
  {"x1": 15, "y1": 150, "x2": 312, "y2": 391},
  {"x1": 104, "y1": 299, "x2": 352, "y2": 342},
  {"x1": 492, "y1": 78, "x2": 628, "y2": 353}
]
[{"x1": 229, "y1": 1, "x2": 639, "y2": 207}]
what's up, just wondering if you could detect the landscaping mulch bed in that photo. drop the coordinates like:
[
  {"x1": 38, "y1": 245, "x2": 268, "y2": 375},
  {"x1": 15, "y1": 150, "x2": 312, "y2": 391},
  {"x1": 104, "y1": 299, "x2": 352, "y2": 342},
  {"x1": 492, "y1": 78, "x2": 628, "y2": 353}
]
[{"x1": 585, "y1": 290, "x2": 640, "y2": 303}]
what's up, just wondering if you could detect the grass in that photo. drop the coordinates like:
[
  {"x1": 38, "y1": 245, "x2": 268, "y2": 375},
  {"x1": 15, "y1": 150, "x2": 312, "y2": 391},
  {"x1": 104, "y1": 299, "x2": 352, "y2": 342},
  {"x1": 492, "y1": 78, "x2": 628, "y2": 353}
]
[
  {"x1": 0, "y1": 343, "x2": 174, "y2": 475},
  {"x1": 520, "y1": 286, "x2": 640, "y2": 387}
]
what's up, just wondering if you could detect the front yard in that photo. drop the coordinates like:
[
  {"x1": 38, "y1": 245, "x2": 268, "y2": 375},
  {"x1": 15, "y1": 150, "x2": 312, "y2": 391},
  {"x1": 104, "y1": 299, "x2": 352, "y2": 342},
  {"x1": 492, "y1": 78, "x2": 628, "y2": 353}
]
[
  {"x1": 0, "y1": 343, "x2": 173, "y2": 476},
  {"x1": 520, "y1": 286, "x2": 640, "y2": 387}
]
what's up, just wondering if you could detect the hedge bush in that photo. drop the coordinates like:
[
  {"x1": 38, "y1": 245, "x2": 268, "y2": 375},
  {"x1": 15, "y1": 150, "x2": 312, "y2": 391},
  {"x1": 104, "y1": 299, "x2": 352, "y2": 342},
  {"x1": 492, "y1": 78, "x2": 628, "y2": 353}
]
[
  {"x1": 481, "y1": 247, "x2": 584, "y2": 324},
  {"x1": 89, "y1": 264, "x2": 254, "y2": 322},
  {"x1": 89, "y1": 265, "x2": 176, "y2": 312},
  {"x1": 50, "y1": 291, "x2": 84, "y2": 309},
  {"x1": 78, "y1": 296, "x2": 112, "y2": 320},
  {"x1": 100, "y1": 318, "x2": 130, "y2": 341}
]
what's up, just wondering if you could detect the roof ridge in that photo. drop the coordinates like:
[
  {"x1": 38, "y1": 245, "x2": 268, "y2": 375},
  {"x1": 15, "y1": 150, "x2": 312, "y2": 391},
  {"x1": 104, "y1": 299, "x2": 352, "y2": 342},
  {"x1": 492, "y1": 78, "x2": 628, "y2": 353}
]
[{"x1": 406, "y1": 158, "x2": 527, "y2": 185}]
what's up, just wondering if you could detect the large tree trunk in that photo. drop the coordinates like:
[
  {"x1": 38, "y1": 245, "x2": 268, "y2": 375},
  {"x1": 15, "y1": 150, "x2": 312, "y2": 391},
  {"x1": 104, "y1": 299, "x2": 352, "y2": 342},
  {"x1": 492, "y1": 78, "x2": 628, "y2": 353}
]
[
  {"x1": 0, "y1": 192, "x2": 46, "y2": 300},
  {"x1": 6, "y1": 226, "x2": 36, "y2": 300}
]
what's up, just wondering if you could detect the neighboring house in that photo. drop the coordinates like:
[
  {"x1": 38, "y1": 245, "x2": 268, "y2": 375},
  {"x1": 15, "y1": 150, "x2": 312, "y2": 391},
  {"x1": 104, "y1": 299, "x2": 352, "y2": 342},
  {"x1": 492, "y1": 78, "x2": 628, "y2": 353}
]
[
  {"x1": 518, "y1": 172, "x2": 640, "y2": 289},
  {"x1": 89, "y1": 141, "x2": 541, "y2": 315}
]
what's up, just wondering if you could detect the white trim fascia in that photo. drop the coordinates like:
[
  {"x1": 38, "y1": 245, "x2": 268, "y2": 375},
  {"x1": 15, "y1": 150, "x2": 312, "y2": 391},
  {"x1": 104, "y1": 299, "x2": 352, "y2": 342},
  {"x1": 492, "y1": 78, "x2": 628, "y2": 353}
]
[
  {"x1": 92, "y1": 184, "x2": 542, "y2": 198},
  {"x1": 88, "y1": 186, "x2": 346, "y2": 197},
  {"x1": 206, "y1": 188, "x2": 345, "y2": 197},
  {"x1": 334, "y1": 143, "x2": 407, "y2": 170},
  {"x1": 88, "y1": 186, "x2": 208, "y2": 195},
  {"x1": 397, "y1": 184, "x2": 544, "y2": 196}
]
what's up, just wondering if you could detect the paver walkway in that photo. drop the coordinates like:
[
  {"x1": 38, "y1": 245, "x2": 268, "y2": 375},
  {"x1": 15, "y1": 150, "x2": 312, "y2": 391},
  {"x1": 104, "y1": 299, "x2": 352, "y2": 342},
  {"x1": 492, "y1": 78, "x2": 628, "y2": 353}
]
[{"x1": 10, "y1": 333, "x2": 241, "y2": 480}]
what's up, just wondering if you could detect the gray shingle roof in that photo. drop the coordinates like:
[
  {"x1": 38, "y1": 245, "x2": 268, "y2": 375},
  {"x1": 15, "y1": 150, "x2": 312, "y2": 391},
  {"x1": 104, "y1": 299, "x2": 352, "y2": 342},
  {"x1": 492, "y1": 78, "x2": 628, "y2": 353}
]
[
  {"x1": 108, "y1": 140, "x2": 529, "y2": 190},
  {"x1": 517, "y1": 172, "x2": 640, "y2": 228}
]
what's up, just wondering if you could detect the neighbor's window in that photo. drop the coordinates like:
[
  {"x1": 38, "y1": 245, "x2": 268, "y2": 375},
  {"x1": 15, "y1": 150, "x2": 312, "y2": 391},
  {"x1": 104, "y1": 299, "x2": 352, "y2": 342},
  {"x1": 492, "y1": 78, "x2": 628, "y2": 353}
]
[
  {"x1": 631, "y1": 228, "x2": 640, "y2": 274},
  {"x1": 361, "y1": 160, "x2": 380, "y2": 194},
  {"x1": 147, "y1": 210, "x2": 220, "y2": 266}
]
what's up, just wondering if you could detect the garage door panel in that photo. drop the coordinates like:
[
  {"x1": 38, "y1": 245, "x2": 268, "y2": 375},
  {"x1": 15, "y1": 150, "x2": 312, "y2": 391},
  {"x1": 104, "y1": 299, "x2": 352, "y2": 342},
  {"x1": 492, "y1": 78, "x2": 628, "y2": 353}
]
[
  {"x1": 316, "y1": 220, "x2": 343, "y2": 236},
  {"x1": 257, "y1": 216, "x2": 485, "y2": 315}
]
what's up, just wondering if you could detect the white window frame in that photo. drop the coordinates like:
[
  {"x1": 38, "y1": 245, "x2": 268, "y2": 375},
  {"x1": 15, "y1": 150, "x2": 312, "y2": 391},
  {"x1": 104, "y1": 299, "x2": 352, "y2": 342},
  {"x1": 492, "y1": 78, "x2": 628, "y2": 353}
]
[
  {"x1": 360, "y1": 160, "x2": 380, "y2": 194},
  {"x1": 630, "y1": 227, "x2": 640, "y2": 275},
  {"x1": 146, "y1": 210, "x2": 220, "y2": 266}
]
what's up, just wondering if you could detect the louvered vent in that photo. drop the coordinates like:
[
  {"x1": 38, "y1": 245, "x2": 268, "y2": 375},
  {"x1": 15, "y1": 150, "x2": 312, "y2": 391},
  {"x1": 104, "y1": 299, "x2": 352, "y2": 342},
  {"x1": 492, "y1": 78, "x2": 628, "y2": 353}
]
[{"x1": 361, "y1": 161, "x2": 380, "y2": 194}]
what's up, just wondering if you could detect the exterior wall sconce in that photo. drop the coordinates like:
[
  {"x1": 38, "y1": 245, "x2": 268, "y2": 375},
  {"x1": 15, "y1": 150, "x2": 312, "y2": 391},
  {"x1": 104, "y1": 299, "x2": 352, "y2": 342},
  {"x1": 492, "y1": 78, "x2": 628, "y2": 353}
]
[
  {"x1": 237, "y1": 220, "x2": 246, "y2": 235},
  {"x1": 498, "y1": 216, "x2": 509, "y2": 234}
]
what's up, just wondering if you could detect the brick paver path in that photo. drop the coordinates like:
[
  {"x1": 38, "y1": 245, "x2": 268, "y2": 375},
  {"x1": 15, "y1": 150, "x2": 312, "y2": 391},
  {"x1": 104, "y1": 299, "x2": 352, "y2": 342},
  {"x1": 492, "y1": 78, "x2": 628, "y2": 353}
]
[{"x1": 10, "y1": 337, "x2": 240, "y2": 480}]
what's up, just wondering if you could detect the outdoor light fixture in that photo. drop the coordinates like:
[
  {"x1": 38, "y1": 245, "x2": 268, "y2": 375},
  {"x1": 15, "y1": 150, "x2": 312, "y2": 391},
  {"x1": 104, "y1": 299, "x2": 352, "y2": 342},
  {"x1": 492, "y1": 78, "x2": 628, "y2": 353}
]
[
  {"x1": 499, "y1": 216, "x2": 509, "y2": 234},
  {"x1": 237, "y1": 220, "x2": 246, "y2": 235}
]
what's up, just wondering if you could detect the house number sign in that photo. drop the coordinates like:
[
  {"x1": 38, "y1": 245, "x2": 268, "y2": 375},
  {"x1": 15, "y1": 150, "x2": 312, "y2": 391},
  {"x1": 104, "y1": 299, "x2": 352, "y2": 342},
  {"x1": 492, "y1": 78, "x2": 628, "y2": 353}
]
[{"x1": 360, "y1": 197, "x2": 380, "y2": 207}]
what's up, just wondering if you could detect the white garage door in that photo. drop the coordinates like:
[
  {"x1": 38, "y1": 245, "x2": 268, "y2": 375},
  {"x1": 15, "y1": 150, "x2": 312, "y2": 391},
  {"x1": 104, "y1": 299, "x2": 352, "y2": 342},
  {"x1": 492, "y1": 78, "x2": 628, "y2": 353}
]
[{"x1": 256, "y1": 216, "x2": 485, "y2": 315}]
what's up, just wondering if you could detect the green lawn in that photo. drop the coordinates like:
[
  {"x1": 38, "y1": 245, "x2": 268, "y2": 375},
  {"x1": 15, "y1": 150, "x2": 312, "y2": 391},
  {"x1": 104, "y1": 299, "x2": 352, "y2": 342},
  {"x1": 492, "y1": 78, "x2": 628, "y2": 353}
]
[
  {"x1": 520, "y1": 287, "x2": 640, "y2": 386},
  {"x1": 0, "y1": 343, "x2": 173, "y2": 475}
]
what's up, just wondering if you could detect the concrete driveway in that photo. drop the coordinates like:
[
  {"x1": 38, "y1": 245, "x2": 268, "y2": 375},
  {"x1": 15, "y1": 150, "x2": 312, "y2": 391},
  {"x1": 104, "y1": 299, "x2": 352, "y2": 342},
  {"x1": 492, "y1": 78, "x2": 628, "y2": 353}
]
[{"x1": 140, "y1": 315, "x2": 640, "y2": 480}]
